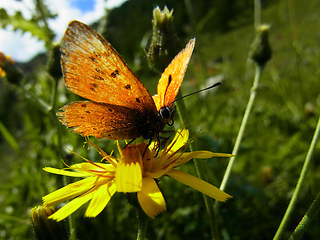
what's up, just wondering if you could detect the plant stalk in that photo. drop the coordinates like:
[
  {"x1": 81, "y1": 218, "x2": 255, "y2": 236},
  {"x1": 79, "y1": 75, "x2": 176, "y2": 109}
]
[
  {"x1": 176, "y1": 94, "x2": 220, "y2": 240},
  {"x1": 136, "y1": 207, "x2": 149, "y2": 240},
  {"x1": 214, "y1": 64, "x2": 263, "y2": 211}
]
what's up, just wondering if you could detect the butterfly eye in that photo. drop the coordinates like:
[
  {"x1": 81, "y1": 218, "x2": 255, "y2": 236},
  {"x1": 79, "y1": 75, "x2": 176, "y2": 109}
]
[{"x1": 159, "y1": 106, "x2": 174, "y2": 124}]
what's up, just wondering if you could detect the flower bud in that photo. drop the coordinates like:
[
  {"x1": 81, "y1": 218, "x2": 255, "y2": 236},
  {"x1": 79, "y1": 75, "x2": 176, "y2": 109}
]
[
  {"x1": 249, "y1": 24, "x2": 272, "y2": 66},
  {"x1": 147, "y1": 6, "x2": 180, "y2": 72},
  {"x1": 47, "y1": 44, "x2": 62, "y2": 80},
  {"x1": 30, "y1": 205, "x2": 68, "y2": 240}
]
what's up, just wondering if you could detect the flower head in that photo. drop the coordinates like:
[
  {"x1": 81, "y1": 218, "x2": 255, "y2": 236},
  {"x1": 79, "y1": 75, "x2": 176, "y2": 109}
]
[
  {"x1": 0, "y1": 52, "x2": 22, "y2": 84},
  {"x1": 43, "y1": 129, "x2": 232, "y2": 221},
  {"x1": 0, "y1": 52, "x2": 12, "y2": 77}
]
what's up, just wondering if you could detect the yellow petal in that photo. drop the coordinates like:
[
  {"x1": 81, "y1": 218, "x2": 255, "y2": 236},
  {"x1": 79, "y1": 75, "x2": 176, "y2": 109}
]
[
  {"x1": 167, "y1": 169, "x2": 232, "y2": 201},
  {"x1": 43, "y1": 177, "x2": 96, "y2": 206},
  {"x1": 43, "y1": 167, "x2": 92, "y2": 178},
  {"x1": 49, "y1": 191, "x2": 94, "y2": 221},
  {"x1": 116, "y1": 162, "x2": 142, "y2": 192},
  {"x1": 175, "y1": 151, "x2": 233, "y2": 166},
  {"x1": 70, "y1": 162, "x2": 113, "y2": 171},
  {"x1": 149, "y1": 169, "x2": 168, "y2": 179},
  {"x1": 137, "y1": 178, "x2": 166, "y2": 218},
  {"x1": 85, "y1": 181, "x2": 116, "y2": 217},
  {"x1": 167, "y1": 129, "x2": 189, "y2": 153},
  {"x1": 150, "y1": 151, "x2": 232, "y2": 178}
]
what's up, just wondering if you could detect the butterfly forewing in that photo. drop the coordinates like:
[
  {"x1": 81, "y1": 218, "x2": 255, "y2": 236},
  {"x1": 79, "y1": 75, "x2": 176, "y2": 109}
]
[
  {"x1": 60, "y1": 20, "x2": 156, "y2": 113},
  {"x1": 157, "y1": 38, "x2": 195, "y2": 108}
]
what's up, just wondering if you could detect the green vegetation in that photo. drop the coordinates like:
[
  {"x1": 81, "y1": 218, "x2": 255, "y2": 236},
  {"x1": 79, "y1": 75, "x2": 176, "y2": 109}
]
[{"x1": 1, "y1": 0, "x2": 320, "y2": 239}]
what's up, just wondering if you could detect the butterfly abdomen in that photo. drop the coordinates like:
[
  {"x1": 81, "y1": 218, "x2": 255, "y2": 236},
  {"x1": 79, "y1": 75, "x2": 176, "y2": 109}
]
[{"x1": 135, "y1": 110, "x2": 165, "y2": 140}]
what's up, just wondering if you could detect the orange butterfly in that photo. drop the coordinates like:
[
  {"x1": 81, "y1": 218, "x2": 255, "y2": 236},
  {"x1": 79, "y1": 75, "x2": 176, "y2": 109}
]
[{"x1": 58, "y1": 20, "x2": 194, "y2": 141}]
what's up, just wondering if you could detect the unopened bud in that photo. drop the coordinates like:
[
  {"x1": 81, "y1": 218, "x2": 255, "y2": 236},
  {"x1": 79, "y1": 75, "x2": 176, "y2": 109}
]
[
  {"x1": 147, "y1": 6, "x2": 180, "y2": 72},
  {"x1": 249, "y1": 24, "x2": 272, "y2": 66},
  {"x1": 47, "y1": 44, "x2": 62, "y2": 80},
  {"x1": 31, "y1": 205, "x2": 68, "y2": 240}
]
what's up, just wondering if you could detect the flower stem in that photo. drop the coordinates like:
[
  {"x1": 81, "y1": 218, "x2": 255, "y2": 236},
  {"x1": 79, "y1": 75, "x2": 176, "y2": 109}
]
[
  {"x1": 254, "y1": 0, "x2": 261, "y2": 29},
  {"x1": 175, "y1": 94, "x2": 220, "y2": 240},
  {"x1": 136, "y1": 207, "x2": 149, "y2": 240},
  {"x1": 214, "y1": 64, "x2": 263, "y2": 211},
  {"x1": 273, "y1": 115, "x2": 320, "y2": 240}
]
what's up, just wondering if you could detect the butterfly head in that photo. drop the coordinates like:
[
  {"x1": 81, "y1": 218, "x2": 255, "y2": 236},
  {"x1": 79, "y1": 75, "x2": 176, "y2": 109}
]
[{"x1": 159, "y1": 105, "x2": 175, "y2": 126}]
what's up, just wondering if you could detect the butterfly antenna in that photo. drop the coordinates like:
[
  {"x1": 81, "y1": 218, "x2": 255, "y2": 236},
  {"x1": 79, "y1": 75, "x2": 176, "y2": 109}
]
[{"x1": 170, "y1": 81, "x2": 223, "y2": 105}]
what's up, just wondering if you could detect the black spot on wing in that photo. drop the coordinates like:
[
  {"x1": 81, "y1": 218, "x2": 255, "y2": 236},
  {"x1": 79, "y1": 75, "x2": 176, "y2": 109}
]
[
  {"x1": 93, "y1": 75, "x2": 104, "y2": 81},
  {"x1": 89, "y1": 56, "x2": 97, "y2": 62},
  {"x1": 110, "y1": 69, "x2": 120, "y2": 78},
  {"x1": 90, "y1": 83, "x2": 98, "y2": 92},
  {"x1": 93, "y1": 51, "x2": 100, "y2": 58}
]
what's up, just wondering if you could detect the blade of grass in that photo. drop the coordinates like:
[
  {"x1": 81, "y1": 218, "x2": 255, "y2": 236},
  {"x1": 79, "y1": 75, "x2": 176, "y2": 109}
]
[
  {"x1": 0, "y1": 120, "x2": 20, "y2": 152},
  {"x1": 273, "y1": 115, "x2": 320, "y2": 240},
  {"x1": 289, "y1": 191, "x2": 320, "y2": 240}
]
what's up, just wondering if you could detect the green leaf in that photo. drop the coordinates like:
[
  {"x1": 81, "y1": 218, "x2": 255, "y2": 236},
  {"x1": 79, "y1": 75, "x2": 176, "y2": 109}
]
[
  {"x1": 0, "y1": 8, "x2": 54, "y2": 48},
  {"x1": 0, "y1": 121, "x2": 20, "y2": 152}
]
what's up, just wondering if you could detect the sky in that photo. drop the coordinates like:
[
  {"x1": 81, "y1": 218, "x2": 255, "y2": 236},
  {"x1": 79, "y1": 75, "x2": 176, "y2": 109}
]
[{"x1": 0, "y1": 0, "x2": 127, "y2": 62}]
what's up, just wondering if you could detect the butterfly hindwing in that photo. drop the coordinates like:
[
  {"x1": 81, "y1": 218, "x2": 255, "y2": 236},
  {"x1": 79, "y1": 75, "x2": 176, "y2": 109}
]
[{"x1": 57, "y1": 101, "x2": 162, "y2": 140}]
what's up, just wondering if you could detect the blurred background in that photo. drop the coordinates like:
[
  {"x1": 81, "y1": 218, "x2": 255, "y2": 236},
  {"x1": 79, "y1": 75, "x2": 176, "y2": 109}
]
[{"x1": 1, "y1": 0, "x2": 320, "y2": 239}]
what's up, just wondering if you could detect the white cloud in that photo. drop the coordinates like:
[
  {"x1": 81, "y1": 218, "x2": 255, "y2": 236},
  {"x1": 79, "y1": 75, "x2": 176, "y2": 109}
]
[
  {"x1": 0, "y1": 0, "x2": 126, "y2": 62},
  {"x1": 0, "y1": 29, "x2": 45, "y2": 62}
]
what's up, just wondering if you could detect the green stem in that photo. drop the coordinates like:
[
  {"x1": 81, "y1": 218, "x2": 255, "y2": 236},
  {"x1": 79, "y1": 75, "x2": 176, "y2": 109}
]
[
  {"x1": 136, "y1": 207, "x2": 149, "y2": 240},
  {"x1": 273, "y1": 115, "x2": 320, "y2": 240},
  {"x1": 214, "y1": 64, "x2": 263, "y2": 211},
  {"x1": 289, "y1": 191, "x2": 320, "y2": 240},
  {"x1": 254, "y1": 0, "x2": 261, "y2": 29},
  {"x1": 175, "y1": 94, "x2": 220, "y2": 240}
]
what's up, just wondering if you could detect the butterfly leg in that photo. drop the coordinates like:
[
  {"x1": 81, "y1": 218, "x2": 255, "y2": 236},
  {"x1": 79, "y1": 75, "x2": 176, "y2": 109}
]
[
  {"x1": 142, "y1": 137, "x2": 153, "y2": 158},
  {"x1": 124, "y1": 138, "x2": 136, "y2": 149},
  {"x1": 153, "y1": 134, "x2": 162, "y2": 157}
]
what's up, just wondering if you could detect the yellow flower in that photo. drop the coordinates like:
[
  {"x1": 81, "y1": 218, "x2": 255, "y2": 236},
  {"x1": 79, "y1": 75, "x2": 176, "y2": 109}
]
[
  {"x1": 43, "y1": 129, "x2": 232, "y2": 221},
  {"x1": 0, "y1": 52, "x2": 13, "y2": 77}
]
